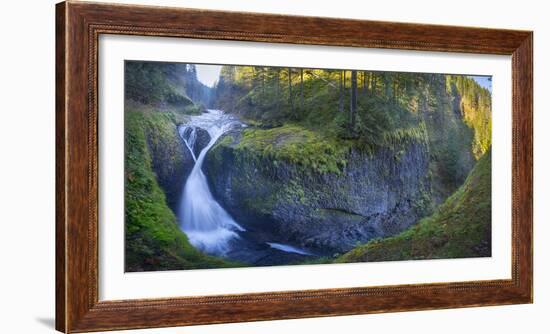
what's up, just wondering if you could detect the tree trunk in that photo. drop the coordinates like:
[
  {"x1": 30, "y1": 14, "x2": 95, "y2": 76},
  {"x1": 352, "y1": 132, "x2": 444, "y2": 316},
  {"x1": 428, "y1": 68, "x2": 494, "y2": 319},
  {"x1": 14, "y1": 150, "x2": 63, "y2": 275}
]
[
  {"x1": 350, "y1": 70, "x2": 357, "y2": 129},
  {"x1": 261, "y1": 67, "x2": 265, "y2": 96},
  {"x1": 339, "y1": 70, "x2": 344, "y2": 113},
  {"x1": 363, "y1": 71, "x2": 367, "y2": 94},
  {"x1": 288, "y1": 67, "x2": 293, "y2": 114},
  {"x1": 300, "y1": 68, "x2": 304, "y2": 110},
  {"x1": 393, "y1": 73, "x2": 399, "y2": 104},
  {"x1": 384, "y1": 73, "x2": 393, "y2": 101},
  {"x1": 343, "y1": 70, "x2": 347, "y2": 88},
  {"x1": 276, "y1": 68, "x2": 280, "y2": 114}
]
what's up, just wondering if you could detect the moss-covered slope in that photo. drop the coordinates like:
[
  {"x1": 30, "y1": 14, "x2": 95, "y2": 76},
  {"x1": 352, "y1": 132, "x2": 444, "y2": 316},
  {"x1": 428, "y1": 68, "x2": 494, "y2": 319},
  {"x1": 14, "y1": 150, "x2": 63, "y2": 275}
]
[
  {"x1": 336, "y1": 150, "x2": 491, "y2": 263},
  {"x1": 125, "y1": 105, "x2": 237, "y2": 271}
]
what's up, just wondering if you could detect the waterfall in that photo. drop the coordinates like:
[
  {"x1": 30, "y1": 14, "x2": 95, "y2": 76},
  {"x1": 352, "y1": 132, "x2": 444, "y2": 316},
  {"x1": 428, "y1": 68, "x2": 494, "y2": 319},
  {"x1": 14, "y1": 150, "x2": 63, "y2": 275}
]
[
  {"x1": 178, "y1": 110, "x2": 245, "y2": 255},
  {"x1": 179, "y1": 127, "x2": 197, "y2": 162},
  {"x1": 266, "y1": 243, "x2": 313, "y2": 256}
]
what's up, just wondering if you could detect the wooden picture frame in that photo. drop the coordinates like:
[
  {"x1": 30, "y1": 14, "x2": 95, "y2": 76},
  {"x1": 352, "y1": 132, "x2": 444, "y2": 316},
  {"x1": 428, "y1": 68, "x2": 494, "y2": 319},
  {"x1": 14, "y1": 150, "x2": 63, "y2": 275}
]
[{"x1": 56, "y1": 1, "x2": 533, "y2": 332}]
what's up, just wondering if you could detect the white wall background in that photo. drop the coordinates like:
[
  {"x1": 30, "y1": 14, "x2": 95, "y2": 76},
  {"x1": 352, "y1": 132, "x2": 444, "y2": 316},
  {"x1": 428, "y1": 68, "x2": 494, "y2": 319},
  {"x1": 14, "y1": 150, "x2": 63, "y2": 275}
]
[{"x1": 0, "y1": 0, "x2": 546, "y2": 333}]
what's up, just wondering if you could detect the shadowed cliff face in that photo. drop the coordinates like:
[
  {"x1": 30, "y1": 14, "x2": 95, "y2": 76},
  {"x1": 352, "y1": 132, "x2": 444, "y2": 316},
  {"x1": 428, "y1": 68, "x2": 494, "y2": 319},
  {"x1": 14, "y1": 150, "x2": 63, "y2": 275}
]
[
  {"x1": 204, "y1": 129, "x2": 432, "y2": 253},
  {"x1": 336, "y1": 150, "x2": 492, "y2": 263},
  {"x1": 144, "y1": 125, "x2": 191, "y2": 213}
]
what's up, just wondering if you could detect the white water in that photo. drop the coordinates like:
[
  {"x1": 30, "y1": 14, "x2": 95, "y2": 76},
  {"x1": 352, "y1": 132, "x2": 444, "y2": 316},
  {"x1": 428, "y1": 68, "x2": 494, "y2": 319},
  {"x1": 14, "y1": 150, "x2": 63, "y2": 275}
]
[
  {"x1": 267, "y1": 242, "x2": 313, "y2": 256},
  {"x1": 178, "y1": 110, "x2": 245, "y2": 255}
]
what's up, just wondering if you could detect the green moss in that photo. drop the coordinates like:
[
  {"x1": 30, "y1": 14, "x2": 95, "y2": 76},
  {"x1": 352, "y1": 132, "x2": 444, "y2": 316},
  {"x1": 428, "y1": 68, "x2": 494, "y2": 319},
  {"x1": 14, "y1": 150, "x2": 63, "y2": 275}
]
[
  {"x1": 336, "y1": 150, "x2": 491, "y2": 263},
  {"x1": 233, "y1": 124, "x2": 352, "y2": 175},
  {"x1": 125, "y1": 105, "x2": 241, "y2": 271},
  {"x1": 383, "y1": 122, "x2": 428, "y2": 148}
]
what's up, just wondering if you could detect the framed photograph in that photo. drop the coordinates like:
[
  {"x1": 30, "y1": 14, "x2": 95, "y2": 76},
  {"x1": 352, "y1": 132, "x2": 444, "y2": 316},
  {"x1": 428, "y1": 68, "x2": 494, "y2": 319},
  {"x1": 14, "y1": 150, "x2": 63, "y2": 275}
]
[{"x1": 56, "y1": 1, "x2": 532, "y2": 332}]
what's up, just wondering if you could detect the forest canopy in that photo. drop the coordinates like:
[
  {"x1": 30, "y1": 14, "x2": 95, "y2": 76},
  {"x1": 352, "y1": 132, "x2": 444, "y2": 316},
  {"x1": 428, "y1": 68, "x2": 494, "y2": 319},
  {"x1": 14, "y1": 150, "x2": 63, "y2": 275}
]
[{"x1": 213, "y1": 65, "x2": 491, "y2": 158}]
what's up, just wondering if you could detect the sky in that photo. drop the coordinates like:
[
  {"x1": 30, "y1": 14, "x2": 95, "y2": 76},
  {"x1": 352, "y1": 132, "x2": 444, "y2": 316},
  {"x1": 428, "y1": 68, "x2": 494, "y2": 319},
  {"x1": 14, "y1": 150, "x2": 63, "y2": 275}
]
[
  {"x1": 195, "y1": 64, "x2": 222, "y2": 87},
  {"x1": 469, "y1": 75, "x2": 492, "y2": 92}
]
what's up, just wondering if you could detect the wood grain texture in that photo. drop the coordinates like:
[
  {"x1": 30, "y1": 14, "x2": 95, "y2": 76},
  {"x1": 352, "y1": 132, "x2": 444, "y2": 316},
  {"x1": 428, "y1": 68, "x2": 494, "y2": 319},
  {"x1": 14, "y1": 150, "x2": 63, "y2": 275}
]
[
  {"x1": 55, "y1": 1, "x2": 533, "y2": 332},
  {"x1": 55, "y1": 2, "x2": 67, "y2": 332}
]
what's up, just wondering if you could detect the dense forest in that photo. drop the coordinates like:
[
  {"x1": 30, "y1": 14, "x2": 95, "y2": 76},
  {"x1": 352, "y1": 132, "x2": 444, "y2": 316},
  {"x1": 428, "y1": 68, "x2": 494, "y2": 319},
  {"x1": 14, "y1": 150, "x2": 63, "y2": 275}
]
[
  {"x1": 124, "y1": 61, "x2": 492, "y2": 271},
  {"x1": 213, "y1": 66, "x2": 490, "y2": 200}
]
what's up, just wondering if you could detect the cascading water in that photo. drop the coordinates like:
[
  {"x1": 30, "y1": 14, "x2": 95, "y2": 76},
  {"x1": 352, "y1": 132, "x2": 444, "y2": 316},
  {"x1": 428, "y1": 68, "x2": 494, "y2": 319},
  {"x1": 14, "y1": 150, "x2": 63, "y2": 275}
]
[
  {"x1": 178, "y1": 110, "x2": 245, "y2": 255},
  {"x1": 179, "y1": 126, "x2": 198, "y2": 161}
]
